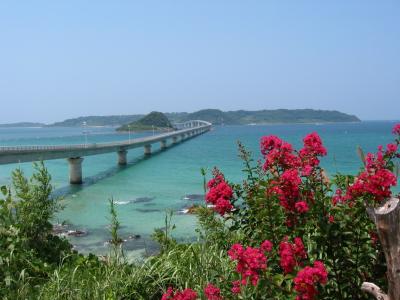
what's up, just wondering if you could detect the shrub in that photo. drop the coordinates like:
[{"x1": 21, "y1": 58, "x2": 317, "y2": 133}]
[
  {"x1": 0, "y1": 162, "x2": 71, "y2": 299},
  {"x1": 165, "y1": 125, "x2": 399, "y2": 299}
]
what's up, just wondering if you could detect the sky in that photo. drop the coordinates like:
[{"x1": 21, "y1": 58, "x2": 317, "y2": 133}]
[{"x1": 0, "y1": 1, "x2": 399, "y2": 123}]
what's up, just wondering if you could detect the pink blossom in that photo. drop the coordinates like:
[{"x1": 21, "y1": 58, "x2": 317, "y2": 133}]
[
  {"x1": 161, "y1": 287, "x2": 198, "y2": 300},
  {"x1": 228, "y1": 243, "x2": 267, "y2": 286},
  {"x1": 260, "y1": 135, "x2": 301, "y2": 171},
  {"x1": 204, "y1": 283, "x2": 222, "y2": 300},
  {"x1": 392, "y1": 123, "x2": 400, "y2": 135},
  {"x1": 294, "y1": 261, "x2": 328, "y2": 300},
  {"x1": 279, "y1": 237, "x2": 307, "y2": 274},
  {"x1": 386, "y1": 143, "x2": 398, "y2": 155},
  {"x1": 295, "y1": 201, "x2": 309, "y2": 214},
  {"x1": 206, "y1": 171, "x2": 234, "y2": 216},
  {"x1": 231, "y1": 280, "x2": 241, "y2": 294},
  {"x1": 260, "y1": 240, "x2": 273, "y2": 252}
]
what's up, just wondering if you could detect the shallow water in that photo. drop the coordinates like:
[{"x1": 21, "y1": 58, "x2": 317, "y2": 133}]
[{"x1": 0, "y1": 121, "x2": 398, "y2": 256}]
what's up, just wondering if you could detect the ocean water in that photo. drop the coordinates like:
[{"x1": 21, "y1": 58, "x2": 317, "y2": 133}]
[{"x1": 0, "y1": 122, "x2": 398, "y2": 257}]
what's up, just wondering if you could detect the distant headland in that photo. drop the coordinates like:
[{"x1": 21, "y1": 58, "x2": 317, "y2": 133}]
[
  {"x1": 0, "y1": 109, "x2": 360, "y2": 128},
  {"x1": 0, "y1": 122, "x2": 46, "y2": 128}
]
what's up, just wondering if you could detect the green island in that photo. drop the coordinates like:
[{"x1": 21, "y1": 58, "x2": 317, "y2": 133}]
[{"x1": 116, "y1": 111, "x2": 174, "y2": 132}]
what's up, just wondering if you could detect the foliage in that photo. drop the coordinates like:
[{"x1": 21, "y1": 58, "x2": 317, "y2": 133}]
[
  {"x1": 178, "y1": 108, "x2": 360, "y2": 125},
  {"x1": 49, "y1": 114, "x2": 143, "y2": 127},
  {"x1": 0, "y1": 162, "x2": 71, "y2": 299},
  {"x1": 179, "y1": 127, "x2": 398, "y2": 299},
  {"x1": 1, "y1": 125, "x2": 399, "y2": 300},
  {"x1": 117, "y1": 111, "x2": 173, "y2": 131}
]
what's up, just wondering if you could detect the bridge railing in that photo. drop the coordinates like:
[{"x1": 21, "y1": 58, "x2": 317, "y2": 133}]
[
  {"x1": 172, "y1": 120, "x2": 211, "y2": 130},
  {"x1": 0, "y1": 121, "x2": 212, "y2": 153}
]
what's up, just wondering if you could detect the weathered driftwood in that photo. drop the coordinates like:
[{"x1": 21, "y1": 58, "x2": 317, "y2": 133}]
[
  {"x1": 361, "y1": 282, "x2": 389, "y2": 300},
  {"x1": 362, "y1": 197, "x2": 400, "y2": 300}
]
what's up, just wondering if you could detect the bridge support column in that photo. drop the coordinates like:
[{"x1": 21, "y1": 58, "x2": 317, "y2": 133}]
[
  {"x1": 117, "y1": 150, "x2": 127, "y2": 165},
  {"x1": 68, "y1": 157, "x2": 84, "y2": 184},
  {"x1": 181, "y1": 134, "x2": 185, "y2": 140},
  {"x1": 161, "y1": 140, "x2": 167, "y2": 150},
  {"x1": 172, "y1": 136, "x2": 178, "y2": 144},
  {"x1": 144, "y1": 144, "x2": 152, "y2": 155}
]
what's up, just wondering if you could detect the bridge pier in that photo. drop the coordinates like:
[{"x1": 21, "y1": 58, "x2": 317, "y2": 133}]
[
  {"x1": 144, "y1": 144, "x2": 152, "y2": 155},
  {"x1": 161, "y1": 140, "x2": 167, "y2": 150},
  {"x1": 172, "y1": 136, "x2": 178, "y2": 144},
  {"x1": 68, "y1": 157, "x2": 84, "y2": 184},
  {"x1": 117, "y1": 150, "x2": 127, "y2": 165}
]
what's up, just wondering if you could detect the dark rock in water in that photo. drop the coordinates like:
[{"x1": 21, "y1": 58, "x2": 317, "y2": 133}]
[
  {"x1": 113, "y1": 197, "x2": 154, "y2": 205},
  {"x1": 67, "y1": 230, "x2": 87, "y2": 237},
  {"x1": 134, "y1": 197, "x2": 154, "y2": 203},
  {"x1": 128, "y1": 234, "x2": 141, "y2": 240},
  {"x1": 135, "y1": 208, "x2": 160, "y2": 213},
  {"x1": 143, "y1": 202, "x2": 156, "y2": 206},
  {"x1": 182, "y1": 194, "x2": 205, "y2": 201},
  {"x1": 53, "y1": 223, "x2": 87, "y2": 238},
  {"x1": 178, "y1": 205, "x2": 199, "y2": 215},
  {"x1": 52, "y1": 223, "x2": 69, "y2": 235}
]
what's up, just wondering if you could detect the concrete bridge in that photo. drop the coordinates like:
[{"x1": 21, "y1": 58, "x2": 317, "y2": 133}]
[{"x1": 0, "y1": 120, "x2": 212, "y2": 184}]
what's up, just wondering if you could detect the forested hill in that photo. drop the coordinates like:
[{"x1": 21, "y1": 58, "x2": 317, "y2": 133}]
[
  {"x1": 116, "y1": 112, "x2": 173, "y2": 131},
  {"x1": 175, "y1": 109, "x2": 360, "y2": 125},
  {"x1": 42, "y1": 109, "x2": 359, "y2": 127},
  {"x1": 48, "y1": 115, "x2": 144, "y2": 127}
]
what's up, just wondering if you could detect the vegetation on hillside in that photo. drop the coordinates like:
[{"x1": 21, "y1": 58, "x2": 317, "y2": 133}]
[
  {"x1": 1, "y1": 125, "x2": 398, "y2": 300},
  {"x1": 117, "y1": 111, "x2": 173, "y2": 132},
  {"x1": 176, "y1": 108, "x2": 360, "y2": 125},
  {"x1": 35, "y1": 109, "x2": 360, "y2": 127},
  {"x1": 48, "y1": 115, "x2": 143, "y2": 127}
]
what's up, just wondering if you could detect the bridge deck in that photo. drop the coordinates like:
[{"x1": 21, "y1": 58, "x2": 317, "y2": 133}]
[{"x1": 0, "y1": 121, "x2": 211, "y2": 165}]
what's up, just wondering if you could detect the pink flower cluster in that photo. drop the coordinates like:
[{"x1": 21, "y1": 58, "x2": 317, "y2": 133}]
[
  {"x1": 260, "y1": 135, "x2": 300, "y2": 171},
  {"x1": 261, "y1": 132, "x2": 327, "y2": 174},
  {"x1": 206, "y1": 170, "x2": 234, "y2": 216},
  {"x1": 228, "y1": 241, "x2": 272, "y2": 288},
  {"x1": 332, "y1": 189, "x2": 344, "y2": 206},
  {"x1": 299, "y1": 132, "x2": 327, "y2": 167},
  {"x1": 393, "y1": 123, "x2": 400, "y2": 136},
  {"x1": 386, "y1": 143, "x2": 398, "y2": 155},
  {"x1": 268, "y1": 169, "x2": 306, "y2": 214},
  {"x1": 262, "y1": 132, "x2": 327, "y2": 220},
  {"x1": 161, "y1": 287, "x2": 197, "y2": 300},
  {"x1": 204, "y1": 283, "x2": 222, "y2": 300},
  {"x1": 294, "y1": 261, "x2": 328, "y2": 300},
  {"x1": 347, "y1": 145, "x2": 397, "y2": 203},
  {"x1": 279, "y1": 237, "x2": 307, "y2": 274}
]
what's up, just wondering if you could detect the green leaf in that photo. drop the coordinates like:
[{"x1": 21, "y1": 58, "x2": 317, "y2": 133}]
[
  {"x1": 272, "y1": 274, "x2": 285, "y2": 286},
  {"x1": 0, "y1": 185, "x2": 7, "y2": 196}
]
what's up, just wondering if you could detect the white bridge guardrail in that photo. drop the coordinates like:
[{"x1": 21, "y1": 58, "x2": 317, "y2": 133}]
[{"x1": 0, "y1": 120, "x2": 212, "y2": 153}]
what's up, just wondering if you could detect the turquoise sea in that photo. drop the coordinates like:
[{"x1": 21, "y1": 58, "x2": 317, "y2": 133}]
[{"x1": 0, "y1": 121, "x2": 398, "y2": 258}]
